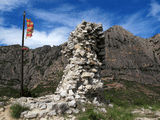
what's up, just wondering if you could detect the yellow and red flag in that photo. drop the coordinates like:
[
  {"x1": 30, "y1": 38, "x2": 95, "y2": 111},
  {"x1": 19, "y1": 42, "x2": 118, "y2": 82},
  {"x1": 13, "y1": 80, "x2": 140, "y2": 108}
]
[{"x1": 26, "y1": 19, "x2": 34, "y2": 38}]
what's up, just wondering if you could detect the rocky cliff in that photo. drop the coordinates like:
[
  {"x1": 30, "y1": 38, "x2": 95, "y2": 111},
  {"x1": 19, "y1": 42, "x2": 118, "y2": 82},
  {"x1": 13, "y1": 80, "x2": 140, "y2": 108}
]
[
  {"x1": 0, "y1": 25, "x2": 160, "y2": 95},
  {"x1": 103, "y1": 25, "x2": 160, "y2": 84},
  {"x1": 0, "y1": 44, "x2": 65, "y2": 96}
]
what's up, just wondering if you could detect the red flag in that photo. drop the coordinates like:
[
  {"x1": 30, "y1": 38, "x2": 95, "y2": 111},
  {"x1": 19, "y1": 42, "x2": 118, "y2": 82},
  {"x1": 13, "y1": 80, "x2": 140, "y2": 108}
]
[{"x1": 26, "y1": 19, "x2": 34, "y2": 38}]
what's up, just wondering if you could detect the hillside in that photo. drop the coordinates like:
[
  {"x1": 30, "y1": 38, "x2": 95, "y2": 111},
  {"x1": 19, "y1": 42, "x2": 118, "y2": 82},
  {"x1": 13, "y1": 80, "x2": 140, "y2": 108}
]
[{"x1": 103, "y1": 25, "x2": 160, "y2": 84}]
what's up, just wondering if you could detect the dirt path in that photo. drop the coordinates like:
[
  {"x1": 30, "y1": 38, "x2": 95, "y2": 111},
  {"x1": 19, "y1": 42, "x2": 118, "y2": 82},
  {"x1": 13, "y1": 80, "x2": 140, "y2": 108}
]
[{"x1": 0, "y1": 105, "x2": 16, "y2": 120}]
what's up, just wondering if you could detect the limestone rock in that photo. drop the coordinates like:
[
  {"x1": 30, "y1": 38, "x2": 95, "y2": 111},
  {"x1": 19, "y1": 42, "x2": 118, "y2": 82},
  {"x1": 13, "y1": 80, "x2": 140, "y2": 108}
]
[
  {"x1": 68, "y1": 100, "x2": 76, "y2": 107},
  {"x1": 24, "y1": 112, "x2": 37, "y2": 119},
  {"x1": 81, "y1": 72, "x2": 95, "y2": 78},
  {"x1": 60, "y1": 91, "x2": 67, "y2": 97},
  {"x1": 48, "y1": 110, "x2": 56, "y2": 116}
]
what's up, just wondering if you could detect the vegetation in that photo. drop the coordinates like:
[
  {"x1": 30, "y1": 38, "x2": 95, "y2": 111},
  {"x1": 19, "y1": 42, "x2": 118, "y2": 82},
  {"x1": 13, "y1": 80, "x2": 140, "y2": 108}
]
[
  {"x1": 10, "y1": 104, "x2": 29, "y2": 119},
  {"x1": 77, "y1": 80, "x2": 160, "y2": 120},
  {"x1": 104, "y1": 80, "x2": 160, "y2": 108},
  {"x1": 30, "y1": 70, "x2": 63, "y2": 97},
  {"x1": 106, "y1": 105, "x2": 135, "y2": 120},
  {"x1": 0, "y1": 87, "x2": 20, "y2": 98},
  {"x1": 78, "y1": 105, "x2": 106, "y2": 120},
  {"x1": 77, "y1": 104, "x2": 135, "y2": 120},
  {"x1": 0, "y1": 70, "x2": 63, "y2": 98},
  {"x1": 1, "y1": 74, "x2": 160, "y2": 119}
]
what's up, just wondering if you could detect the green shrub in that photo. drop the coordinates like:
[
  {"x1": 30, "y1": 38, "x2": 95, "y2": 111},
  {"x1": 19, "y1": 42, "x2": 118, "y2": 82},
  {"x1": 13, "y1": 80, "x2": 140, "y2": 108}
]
[
  {"x1": 78, "y1": 105, "x2": 106, "y2": 120},
  {"x1": 10, "y1": 104, "x2": 29, "y2": 119}
]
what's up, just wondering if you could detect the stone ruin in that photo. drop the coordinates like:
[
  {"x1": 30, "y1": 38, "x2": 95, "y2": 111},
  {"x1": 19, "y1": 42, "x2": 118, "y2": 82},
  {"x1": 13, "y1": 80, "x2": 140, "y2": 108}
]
[{"x1": 15, "y1": 21, "x2": 106, "y2": 119}]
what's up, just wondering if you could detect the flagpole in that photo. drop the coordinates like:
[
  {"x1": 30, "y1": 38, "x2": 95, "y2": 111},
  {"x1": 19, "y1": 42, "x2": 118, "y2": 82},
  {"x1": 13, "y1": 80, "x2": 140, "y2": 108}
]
[{"x1": 21, "y1": 11, "x2": 25, "y2": 96}]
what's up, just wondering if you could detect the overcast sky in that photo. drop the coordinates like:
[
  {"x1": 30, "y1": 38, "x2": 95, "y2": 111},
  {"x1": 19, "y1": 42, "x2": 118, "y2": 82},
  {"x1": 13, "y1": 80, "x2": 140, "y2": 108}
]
[{"x1": 0, "y1": 0, "x2": 160, "y2": 48}]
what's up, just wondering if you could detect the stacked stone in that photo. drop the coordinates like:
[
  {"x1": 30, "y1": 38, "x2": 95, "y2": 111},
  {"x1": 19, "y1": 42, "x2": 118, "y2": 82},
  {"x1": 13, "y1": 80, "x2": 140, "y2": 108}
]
[
  {"x1": 15, "y1": 21, "x2": 105, "y2": 119},
  {"x1": 56, "y1": 20, "x2": 104, "y2": 103}
]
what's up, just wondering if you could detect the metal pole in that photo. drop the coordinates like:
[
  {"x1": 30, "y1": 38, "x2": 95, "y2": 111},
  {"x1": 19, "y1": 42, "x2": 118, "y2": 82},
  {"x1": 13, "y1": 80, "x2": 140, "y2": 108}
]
[{"x1": 21, "y1": 11, "x2": 25, "y2": 96}]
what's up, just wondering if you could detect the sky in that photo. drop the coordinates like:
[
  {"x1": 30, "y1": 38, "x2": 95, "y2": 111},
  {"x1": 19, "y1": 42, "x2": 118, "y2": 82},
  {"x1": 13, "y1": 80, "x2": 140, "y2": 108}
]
[{"x1": 0, "y1": 0, "x2": 160, "y2": 48}]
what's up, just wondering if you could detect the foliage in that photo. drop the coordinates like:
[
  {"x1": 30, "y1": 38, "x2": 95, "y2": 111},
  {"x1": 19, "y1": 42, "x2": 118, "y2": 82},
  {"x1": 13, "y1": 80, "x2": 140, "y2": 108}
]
[
  {"x1": 104, "y1": 80, "x2": 160, "y2": 108},
  {"x1": 106, "y1": 105, "x2": 135, "y2": 120},
  {"x1": 77, "y1": 104, "x2": 135, "y2": 120},
  {"x1": 10, "y1": 104, "x2": 29, "y2": 119}
]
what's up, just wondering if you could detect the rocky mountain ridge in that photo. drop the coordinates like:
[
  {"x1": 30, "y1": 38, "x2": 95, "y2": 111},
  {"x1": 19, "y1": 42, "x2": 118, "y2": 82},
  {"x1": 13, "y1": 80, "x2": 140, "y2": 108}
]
[
  {"x1": 103, "y1": 25, "x2": 160, "y2": 84},
  {"x1": 0, "y1": 25, "x2": 160, "y2": 94}
]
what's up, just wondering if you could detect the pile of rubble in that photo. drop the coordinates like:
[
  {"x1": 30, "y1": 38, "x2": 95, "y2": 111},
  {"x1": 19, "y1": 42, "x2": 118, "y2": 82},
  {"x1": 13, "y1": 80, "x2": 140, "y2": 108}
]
[{"x1": 15, "y1": 21, "x2": 105, "y2": 119}]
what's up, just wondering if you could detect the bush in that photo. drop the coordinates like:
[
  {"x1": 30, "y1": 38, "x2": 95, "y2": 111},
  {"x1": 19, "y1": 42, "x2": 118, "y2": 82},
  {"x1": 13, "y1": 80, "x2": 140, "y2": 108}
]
[{"x1": 10, "y1": 104, "x2": 29, "y2": 118}]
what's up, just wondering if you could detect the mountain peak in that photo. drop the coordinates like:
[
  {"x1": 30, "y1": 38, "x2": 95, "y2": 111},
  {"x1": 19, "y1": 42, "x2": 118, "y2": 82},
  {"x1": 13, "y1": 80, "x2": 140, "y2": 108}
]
[{"x1": 106, "y1": 25, "x2": 134, "y2": 37}]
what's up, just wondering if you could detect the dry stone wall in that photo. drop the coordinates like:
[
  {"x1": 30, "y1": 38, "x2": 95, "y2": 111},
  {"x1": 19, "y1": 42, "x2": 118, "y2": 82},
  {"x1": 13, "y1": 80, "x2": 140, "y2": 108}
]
[{"x1": 15, "y1": 21, "x2": 105, "y2": 119}]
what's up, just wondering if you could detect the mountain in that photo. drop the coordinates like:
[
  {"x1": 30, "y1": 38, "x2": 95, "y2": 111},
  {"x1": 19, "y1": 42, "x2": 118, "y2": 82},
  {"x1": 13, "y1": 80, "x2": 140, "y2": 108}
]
[
  {"x1": 0, "y1": 25, "x2": 160, "y2": 96},
  {"x1": 103, "y1": 25, "x2": 160, "y2": 84},
  {"x1": 0, "y1": 44, "x2": 66, "y2": 96}
]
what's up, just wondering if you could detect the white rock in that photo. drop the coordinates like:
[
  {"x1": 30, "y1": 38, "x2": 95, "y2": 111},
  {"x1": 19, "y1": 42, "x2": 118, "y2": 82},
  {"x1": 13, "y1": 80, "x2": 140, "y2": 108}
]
[
  {"x1": 93, "y1": 97, "x2": 99, "y2": 105},
  {"x1": 82, "y1": 108, "x2": 86, "y2": 112},
  {"x1": 86, "y1": 85, "x2": 92, "y2": 89},
  {"x1": 80, "y1": 99, "x2": 86, "y2": 103},
  {"x1": 78, "y1": 85, "x2": 83, "y2": 90},
  {"x1": 66, "y1": 109, "x2": 72, "y2": 114},
  {"x1": 83, "y1": 80, "x2": 88, "y2": 85},
  {"x1": 82, "y1": 30, "x2": 87, "y2": 33},
  {"x1": 100, "y1": 108, "x2": 107, "y2": 113},
  {"x1": 96, "y1": 82, "x2": 103, "y2": 88},
  {"x1": 79, "y1": 50, "x2": 85, "y2": 56},
  {"x1": 81, "y1": 72, "x2": 95, "y2": 78},
  {"x1": 24, "y1": 112, "x2": 37, "y2": 119},
  {"x1": 91, "y1": 68, "x2": 98, "y2": 72},
  {"x1": 155, "y1": 111, "x2": 160, "y2": 117},
  {"x1": 75, "y1": 95, "x2": 80, "y2": 99},
  {"x1": 74, "y1": 44, "x2": 82, "y2": 49},
  {"x1": 30, "y1": 103, "x2": 37, "y2": 110},
  {"x1": 40, "y1": 118, "x2": 48, "y2": 120},
  {"x1": 75, "y1": 48, "x2": 85, "y2": 57},
  {"x1": 48, "y1": 110, "x2": 56, "y2": 116},
  {"x1": 68, "y1": 100, "x2": 76, "y2": 107},
  {"x1": 20, "y1": 111, "x2": 28, "y2": 118},
  {"x1": 40, "y1": 104, "x2": 47, "y2": 110},
  {"x1": 69, "y1": 90, "x2": 74, "y2": 96},
  {"x1": 108, "y1": 104, "x2": 114, "y2": 108},
  {"x1": 72, "y1": 109, "x2": 80, "y2": 114},
  {"x1": 47, "y1": 103, "x2": 56, "y2": 110},
  {"x1": 0, "y1": 107, "x2": 4, "y2": 112},
  {"x1": 53, "y1": 95, "x2": 61, "y2": 101},
  {"x1": 66, "y1": 96, "x2": 74, "y2": 101},
  {"x1": 39, "y1": 110, "x2": 47, "y2": 118}
]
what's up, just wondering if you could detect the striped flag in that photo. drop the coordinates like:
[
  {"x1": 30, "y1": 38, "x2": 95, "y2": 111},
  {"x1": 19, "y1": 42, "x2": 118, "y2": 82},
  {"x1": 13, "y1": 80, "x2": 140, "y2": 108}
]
[{"x1": 26, "y1": 19, "x2": 34, "y2": 38}]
